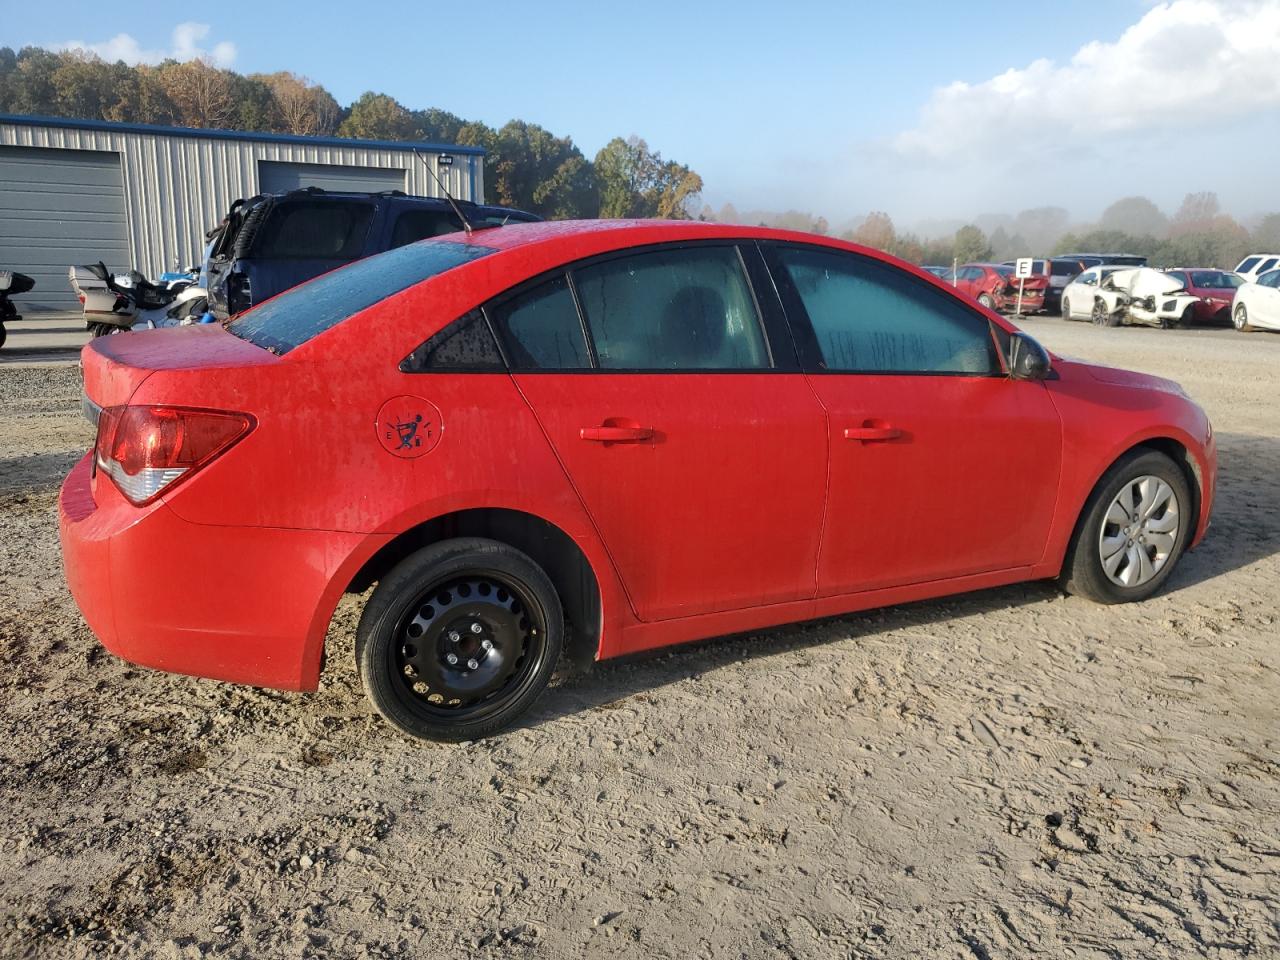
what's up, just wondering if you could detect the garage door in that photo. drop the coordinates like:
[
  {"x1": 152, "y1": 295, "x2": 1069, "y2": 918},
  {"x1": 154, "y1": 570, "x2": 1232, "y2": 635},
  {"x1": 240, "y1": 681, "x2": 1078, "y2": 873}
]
[
  {"x1": 258, "y1": 160, "x2": 407, "y2": 195},
  {"x1": 0, "y1": 146, "x2": 130, "y2": 311}
]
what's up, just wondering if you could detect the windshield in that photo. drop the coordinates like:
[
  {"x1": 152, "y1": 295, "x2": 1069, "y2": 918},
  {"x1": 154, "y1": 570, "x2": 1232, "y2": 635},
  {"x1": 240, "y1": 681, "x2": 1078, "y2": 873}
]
[
  {"x1": 228, "y1": 241, "x2": 495, "y2": 354},
  {"x1": 993, "y1": 265, "x2": 1014, "y2": 276},
  {"x1": 1186, "y1": 270, "x2": 1243, "y2": 289}
]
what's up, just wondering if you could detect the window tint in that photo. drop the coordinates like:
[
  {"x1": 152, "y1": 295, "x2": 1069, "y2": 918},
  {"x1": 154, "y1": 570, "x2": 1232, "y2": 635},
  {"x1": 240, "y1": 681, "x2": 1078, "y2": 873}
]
[
  {"x1": 572, "y1": 246, "x2": 768, "y2": 370},
  {"x1": 390, "y1": 210, "x2": 464, "y2": 247},
  {"x1": 1260, "y1": 270, "x2": 1280, "y2": 288},
  {"x1": 776, "y1": 246, "x2": 999, "y2": 375},
  {"x1": 1238, "y1": 257, "x2": 1261, "y2": 273},
  {"x1": 251, "y1": 201, "x2": 375, "y2": 259},
  {"x1": 1166, "y1": 271, "x2": 1187, "y2": 287},
  {"x1": 402, "y1": 310, "x2": 504, "y2": 372},
  {"x1": 228, "y1": 241, "x2": 494, "y2": 354},
  {"x1": 488, "y1": 274, "x2": 590, "y2": 369},
  {"x1": 1258, "y1": 258, "x2": 1278, "y2": 274},
  {"x1": 1051, "y1": 259, "x2": 1082, "y2": 277}
]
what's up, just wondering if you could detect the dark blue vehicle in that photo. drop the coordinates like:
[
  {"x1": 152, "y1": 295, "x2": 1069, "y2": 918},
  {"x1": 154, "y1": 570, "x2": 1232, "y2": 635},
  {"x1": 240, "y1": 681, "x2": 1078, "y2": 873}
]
[{"x1": 205, "y1": 188, "x2": 540, "y2": 318}]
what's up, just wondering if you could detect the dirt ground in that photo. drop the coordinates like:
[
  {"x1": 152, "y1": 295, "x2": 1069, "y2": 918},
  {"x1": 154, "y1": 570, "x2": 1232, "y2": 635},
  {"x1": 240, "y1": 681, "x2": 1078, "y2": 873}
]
[{"x1": 1, "y1": 317, "x2": 1277, "y2": 959}]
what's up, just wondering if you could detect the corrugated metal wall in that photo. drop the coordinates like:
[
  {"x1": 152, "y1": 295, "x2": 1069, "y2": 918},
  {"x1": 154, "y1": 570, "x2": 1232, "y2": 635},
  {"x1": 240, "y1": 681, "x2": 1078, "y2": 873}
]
[{"x1": 0, "y1": 120, "x2": 484, "y2": 280}]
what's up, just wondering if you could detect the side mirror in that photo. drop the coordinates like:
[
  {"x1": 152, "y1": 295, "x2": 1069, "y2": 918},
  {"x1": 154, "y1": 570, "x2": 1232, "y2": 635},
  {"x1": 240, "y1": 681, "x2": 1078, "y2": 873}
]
[{"x1": 1008, "y1": 331, "x2": 1051, "y2": 381}]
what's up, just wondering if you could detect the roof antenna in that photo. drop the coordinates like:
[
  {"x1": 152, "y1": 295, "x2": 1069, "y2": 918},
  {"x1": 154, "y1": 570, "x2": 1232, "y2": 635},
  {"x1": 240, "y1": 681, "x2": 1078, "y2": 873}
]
[{"x1": 413, "y1": 148, "x2": 473, "y2": 236}]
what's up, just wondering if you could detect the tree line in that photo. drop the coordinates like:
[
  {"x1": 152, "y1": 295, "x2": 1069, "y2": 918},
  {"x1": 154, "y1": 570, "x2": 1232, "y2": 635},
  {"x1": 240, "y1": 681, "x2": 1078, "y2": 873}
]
[
  {"x1": 0, "y1": 46, "x2": 703, "y2": 220},
  {"x1": 763, "y1": 193, "x2": 1278, "y2": 270}
]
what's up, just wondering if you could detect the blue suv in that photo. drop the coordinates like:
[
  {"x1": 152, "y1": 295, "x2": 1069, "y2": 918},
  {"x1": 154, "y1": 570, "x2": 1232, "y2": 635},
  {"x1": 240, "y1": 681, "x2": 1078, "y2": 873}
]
[{"x1": 205, "y1": 188, "x2": 540, "y2": 318}]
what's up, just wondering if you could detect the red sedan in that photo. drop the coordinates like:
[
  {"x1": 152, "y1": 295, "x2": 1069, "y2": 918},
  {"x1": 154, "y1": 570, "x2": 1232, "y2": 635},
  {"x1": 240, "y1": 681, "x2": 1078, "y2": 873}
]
[
  {"x1": 953, "y1": 263, "x2": 1048, "y2": 313},
  {"x1": 61, "y1": 221, "x2": 1216, "y2": 741},
  {"x1": 1164, "y1": 268, "x2": 1244, "y2": 325}
]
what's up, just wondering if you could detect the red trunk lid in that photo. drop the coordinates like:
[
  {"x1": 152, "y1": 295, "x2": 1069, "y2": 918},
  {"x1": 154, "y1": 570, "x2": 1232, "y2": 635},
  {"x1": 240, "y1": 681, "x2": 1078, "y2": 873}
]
[{"x1": 82, "y1": 325, "x2": 278, "y2": 408}]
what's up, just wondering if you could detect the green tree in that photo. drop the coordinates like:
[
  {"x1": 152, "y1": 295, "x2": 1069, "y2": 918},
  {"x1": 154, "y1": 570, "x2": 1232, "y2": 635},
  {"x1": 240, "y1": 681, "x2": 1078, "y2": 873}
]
[
  {"x1": 412, "y1": 107, "x2": 465, "y2": 143},
  {"x1": 953, "y1": 225, "x2": 992, "y2": 263},
  {"x1": 337, "y1": 91, "x2": 418, "y2": 140},
  {"x1": 1099, "y1": 196, "x2": 1168, "y2": 238},
  {"x1": 475, "y1": 120, "x2": 597, "y2": 218},
  {"x1": 5, "y1": 47, "x2": 60, "y2": 115},
  {"x1": 594, "y1": 136, "x2": 702, "y2": 220}
]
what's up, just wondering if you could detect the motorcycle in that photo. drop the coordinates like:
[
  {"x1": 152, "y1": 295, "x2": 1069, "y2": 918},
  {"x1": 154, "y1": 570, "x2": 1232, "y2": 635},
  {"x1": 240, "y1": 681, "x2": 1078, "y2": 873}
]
[
  {"x1": 0, "y1": 270, "x2": 36, "y2": 350},
  {"x1": 68, "y1": 262, "x2": 209, "y2": 337}
]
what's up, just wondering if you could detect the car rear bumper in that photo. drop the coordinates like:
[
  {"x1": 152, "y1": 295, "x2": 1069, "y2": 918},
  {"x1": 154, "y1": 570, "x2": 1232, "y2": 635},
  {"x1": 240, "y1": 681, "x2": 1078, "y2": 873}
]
[{"x1": 58, "y1": 453, "x2": 366, "y2": 691}]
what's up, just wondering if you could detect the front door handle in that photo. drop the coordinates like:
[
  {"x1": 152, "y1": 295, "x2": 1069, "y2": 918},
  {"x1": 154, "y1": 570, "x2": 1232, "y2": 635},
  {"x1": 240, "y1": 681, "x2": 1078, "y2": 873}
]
[
  {"x1": 843, "y1": 425, "x2": 902, "y2": 442},
  {"x1": 581, "y1": 425, "x2": 654, "y2": 443}
]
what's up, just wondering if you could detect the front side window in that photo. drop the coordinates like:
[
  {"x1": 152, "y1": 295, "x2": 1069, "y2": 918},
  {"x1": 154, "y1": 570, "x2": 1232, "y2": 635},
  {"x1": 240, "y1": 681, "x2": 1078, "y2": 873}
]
[
  {"x1": 571, "y1": 246, "x2": 769, "y2": 370},
  {"x1": 250, "y1": 200, "x2": 375, "y2": 259},
  {"x1": 1259, "y1": 270, "x2": 1280, "y2": 289},
  {"x1": 487, "y1": 274, "x2": 591, "y2": 370},
  {"x1": 1077, "y1": 270, "x2": 1097, "y2": 286},
  {"x1": 229, "y1": 241, "x2": 494, "y2": 354},
  {"x1": 775, "y1": 246, "x2": 999, "y2": 375}
]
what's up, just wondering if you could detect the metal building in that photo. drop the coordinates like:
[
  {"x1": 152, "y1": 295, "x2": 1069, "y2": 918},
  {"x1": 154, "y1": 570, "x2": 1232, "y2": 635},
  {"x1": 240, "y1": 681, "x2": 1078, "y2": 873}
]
[{"x1": 0, "y1": 114, "x2": 485, "y2": 309}]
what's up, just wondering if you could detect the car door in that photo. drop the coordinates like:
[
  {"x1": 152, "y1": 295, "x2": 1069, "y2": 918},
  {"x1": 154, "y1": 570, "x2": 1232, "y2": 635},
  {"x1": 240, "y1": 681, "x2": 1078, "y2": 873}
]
[
  {"x1": 764, "y1": 243, "x2": 1063, "y2": 596},
  {"x1": 495, "y1": 242, "x2": 828, "y2": 622},
  {"x1": 1255, "y1": 270, "x2": 1280, "y2": 328},
  {"x1": 1064, "y1": 269, "x2": 1097, "y2": 318}
]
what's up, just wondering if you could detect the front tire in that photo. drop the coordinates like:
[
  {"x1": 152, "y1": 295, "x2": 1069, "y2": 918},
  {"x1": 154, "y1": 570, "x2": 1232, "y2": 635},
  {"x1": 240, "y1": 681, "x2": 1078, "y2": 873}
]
[
  {"x1": 1092, "y1": 300, "x2": 1120, "y2": 327},
  {"x1": 356, "y1": 538, "x2": 563, "y2": 742},
  {"x1": 89, "y1": 322, "x2": 126, "y2": 338},
  {"x1": 1060, "y1": 449, "x2": 1192, "y2": 604},
  {"x1": 1061, "y1": 297, "x2": 1071, "y2": 320},
  {"x1": 977, "y1": 293, "x2": 996, "y2": 312},
  {"x1": 1234, "y1": 303, "x2": 1253, "y2": 332}
]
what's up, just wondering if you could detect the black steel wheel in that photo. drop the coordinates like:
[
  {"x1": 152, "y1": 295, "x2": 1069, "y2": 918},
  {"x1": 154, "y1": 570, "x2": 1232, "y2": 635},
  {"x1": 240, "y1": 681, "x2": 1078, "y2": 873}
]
[{"x1": 356, "y1": 538, "x2": 562, "y2": 742}]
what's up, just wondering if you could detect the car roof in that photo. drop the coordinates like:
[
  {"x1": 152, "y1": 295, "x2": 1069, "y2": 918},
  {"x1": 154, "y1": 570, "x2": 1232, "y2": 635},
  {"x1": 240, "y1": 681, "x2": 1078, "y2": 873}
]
[{"x1": 260, "y1": 187, "x2": 538, "y2": 219}]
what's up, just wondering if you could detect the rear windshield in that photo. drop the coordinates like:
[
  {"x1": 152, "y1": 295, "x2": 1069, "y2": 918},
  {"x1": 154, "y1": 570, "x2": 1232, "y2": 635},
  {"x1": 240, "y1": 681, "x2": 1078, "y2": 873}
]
[
  {"x1": 227, "y1": 241, "x2": 494, "y2": 354},
  {"x1": 251, "y1": 200, "x2": 376, "y2": 259}
]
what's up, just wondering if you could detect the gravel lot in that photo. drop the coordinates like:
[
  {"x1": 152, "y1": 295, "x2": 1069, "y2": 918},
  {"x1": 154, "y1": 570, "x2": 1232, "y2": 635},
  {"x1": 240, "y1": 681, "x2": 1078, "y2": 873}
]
[{"x1": 1, "y1": 318, "x2": 1278, "y2": 959}]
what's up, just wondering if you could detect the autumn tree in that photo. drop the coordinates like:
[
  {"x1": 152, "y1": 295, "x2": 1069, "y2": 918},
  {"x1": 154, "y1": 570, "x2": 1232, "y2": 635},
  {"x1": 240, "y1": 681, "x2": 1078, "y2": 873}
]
[
  {"x1": 262, "y1": 72, "x2": 339, "y2": 135},
  {"x1": 850, "y1": 211, "x2": 895, "y2": 251},
  {"x1": 159, "y1": 59, "x2": 234, "y2": 128}
]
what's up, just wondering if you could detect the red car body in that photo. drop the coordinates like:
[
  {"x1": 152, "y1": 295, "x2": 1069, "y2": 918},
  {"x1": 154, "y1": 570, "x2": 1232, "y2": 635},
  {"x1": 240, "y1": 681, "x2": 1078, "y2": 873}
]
[
  {"x1": 954, "y1": 263, "x2": 1048, "y2": 313},
  {"x1": 60, "y1": 221, "x2": 1215, "y2": 694},
  {"x1": 1164, "y1": 269, "x2": 1242, "y2": 325}
]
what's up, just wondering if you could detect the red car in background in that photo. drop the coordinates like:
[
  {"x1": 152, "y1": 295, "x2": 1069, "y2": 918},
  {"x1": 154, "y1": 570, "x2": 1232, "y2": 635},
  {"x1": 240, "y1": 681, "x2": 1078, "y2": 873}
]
[
  {"x1": 61, "y1": 221, "x2": 1216, "y2": 742},
  {"x1": 1164, "y1": 268, "x2": 1244, "y2": 325},
  {"x1": 953, "y1": 263, "x2": 1048, "y2": 313}
]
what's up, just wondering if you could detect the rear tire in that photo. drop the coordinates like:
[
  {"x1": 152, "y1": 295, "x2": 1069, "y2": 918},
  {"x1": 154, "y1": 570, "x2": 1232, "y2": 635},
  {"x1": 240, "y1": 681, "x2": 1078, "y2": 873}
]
[
  {"x1": 1060, "y1": 297, "x2": 1071, "y2": 320},
  {"x1": 356, "y1": 538, "x2": 563, "y2": 742},
  {"x1": 1060, "y1": 449, "x2": 1192, "y2": 604},
  {"x1": 1234, "y1": 303, "x2": 1253, "y2": 332},
  {"x1": 89, "y1": 322, "x2": 126, "y2": 338}
]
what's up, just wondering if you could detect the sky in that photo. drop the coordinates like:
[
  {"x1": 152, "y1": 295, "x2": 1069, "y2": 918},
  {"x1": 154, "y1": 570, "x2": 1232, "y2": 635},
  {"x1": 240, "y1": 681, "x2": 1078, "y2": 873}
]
[{"x1": 19, "y1": 0, "x2": 1280, "y2": 232}]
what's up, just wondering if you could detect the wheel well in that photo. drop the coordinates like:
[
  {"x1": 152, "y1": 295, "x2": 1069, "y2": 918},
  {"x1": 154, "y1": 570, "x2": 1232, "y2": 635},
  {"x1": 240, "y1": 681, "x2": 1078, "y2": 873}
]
[
  {"x1": 346, "y1": 509, "x2": 602, "y2": 667},
  {"x1": 1129, "y1": 438, "x2": 1202, "y2": 542}
]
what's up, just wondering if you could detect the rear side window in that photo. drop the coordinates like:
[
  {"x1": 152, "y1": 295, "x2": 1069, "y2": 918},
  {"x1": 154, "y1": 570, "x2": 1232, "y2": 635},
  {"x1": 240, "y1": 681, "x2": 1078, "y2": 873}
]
[
  {"x1": 250, "y1": 200, "x2": 375, "y2": 259},
  {"x1": 228, "y1": 241, "x2": 494, "y2": 354},
  {"x1": 572, "y1": 246, "x2": 769, "y2": 369},
  {"x1": 1237, "y1": 257, "x2": 1260, "y2": 273},
  {"x1": 1258, "y1": 258, "x2": 1279, "y2": 275},
  {"x1": 390, "y1": 210, "x2": 464, "y2": 248},
  {"x1": 1051, "y1": 260, "x2": 1082, "y2": 277},
  {"x1": 775, "y1": 246, "x2": 998, "y2": 375},
  {"x1": 401, "y1": 310, "x2": 504, "y2": 372},
  {"x1": 487, "y1": 274, "x2": 591, "y2": 370}
]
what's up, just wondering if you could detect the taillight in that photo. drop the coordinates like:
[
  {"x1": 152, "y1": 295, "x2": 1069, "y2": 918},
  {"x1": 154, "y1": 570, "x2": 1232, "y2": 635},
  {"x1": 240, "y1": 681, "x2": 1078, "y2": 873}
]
[{"x1": 94, "y1": 405, "x2": 255, "y2": 505}]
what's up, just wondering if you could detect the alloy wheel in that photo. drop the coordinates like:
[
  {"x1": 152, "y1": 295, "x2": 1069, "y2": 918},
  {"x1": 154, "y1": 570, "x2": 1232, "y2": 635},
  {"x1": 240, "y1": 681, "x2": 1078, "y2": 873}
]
[{"x1": 1097, "y1": 475, "x2": 1180, "y2": 588}]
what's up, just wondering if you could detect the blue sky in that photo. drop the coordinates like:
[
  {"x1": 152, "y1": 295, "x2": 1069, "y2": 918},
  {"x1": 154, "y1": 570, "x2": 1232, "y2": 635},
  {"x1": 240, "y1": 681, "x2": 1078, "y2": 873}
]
[{"x1": 19, "y1": 1, "x2": 1280, "y2": 231}]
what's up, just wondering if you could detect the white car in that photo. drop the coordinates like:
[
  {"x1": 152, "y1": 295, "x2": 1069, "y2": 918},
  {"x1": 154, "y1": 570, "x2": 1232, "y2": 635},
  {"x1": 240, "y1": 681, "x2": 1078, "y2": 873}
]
[
  {"x1": 1062, "y1": 267, "x2": 1200, "y2": 328},
  {"x1": 1232, "y1": 269, "x2": 1280, "y2": 332},
  {"x1": 1234, "y1": 253, "x2": 1280, "y2": 283}
]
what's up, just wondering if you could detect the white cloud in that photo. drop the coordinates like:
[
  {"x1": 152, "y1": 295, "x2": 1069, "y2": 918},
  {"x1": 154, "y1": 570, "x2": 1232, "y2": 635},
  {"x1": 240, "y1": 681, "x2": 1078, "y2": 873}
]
[
  {"x1": 55, "y1": 22, "x2": 237, "y2": 68},
  {"x1": 894, "y1": 0, "x2": 1280, "y2": 159}
]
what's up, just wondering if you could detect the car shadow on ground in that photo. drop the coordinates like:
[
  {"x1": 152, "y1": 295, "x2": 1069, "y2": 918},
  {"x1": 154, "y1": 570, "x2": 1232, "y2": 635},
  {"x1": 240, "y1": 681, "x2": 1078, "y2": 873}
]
[
  {"x1": 0, "y1": 450, "x2": 84, "y2": 498},
  {"x1": 529, "y1": 430, "x2": 1280, "y2": 729}
]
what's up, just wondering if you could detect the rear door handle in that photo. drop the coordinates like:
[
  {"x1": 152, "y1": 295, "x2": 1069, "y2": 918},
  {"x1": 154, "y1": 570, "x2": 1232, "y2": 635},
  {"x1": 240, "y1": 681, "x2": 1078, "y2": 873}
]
[
  {"x1": 580, "y1": 425, "x2": 654, "y2": 443},
  {"x1": 843, "y1": 425, "x2": 902, "y2": 442}
]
